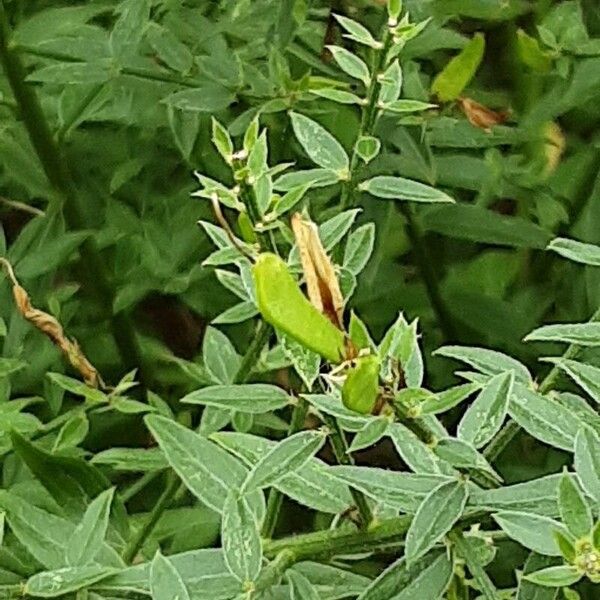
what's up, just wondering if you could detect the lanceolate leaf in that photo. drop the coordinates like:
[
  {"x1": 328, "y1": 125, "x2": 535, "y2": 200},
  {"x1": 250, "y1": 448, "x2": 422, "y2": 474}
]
[
  {"x1": 493, "y1": 512, "x2": 567, "y2": 556},
  {"x1": 150, "y1": 552, "x2": 191, "y2": 600},
  {"x1": 25, "y1": 565, "x2": 118, "y2": 598},
  {"x1": 558, "y1": 471, "x2": 593, "y2": 539},
  {"x1": 241, "y1": 430, "x2": 326, "y2": 492},
  {"x1": 181, "y1": 384, "x2": 292, "y2": 413},
  {"x1": 359, "y1": 175, "x2": 454, "y2": 203},
  {"x1": 66, "y1": 488, "x2": 115, "y2": 566},
  {"x1": 221, "y1": 490, "x2": 263, "y2": 584},
  {"x1": 145, "y1": 415, "x2": 262, "y2": 516},
  {"x1": 405, "y1": 479, "x2": 469, "y2": 564},
  {"x1": 524, "y1": 322, "x2": 600, "y2": 346},
  {"x1": 574, "y1": 428, "x2": 600, "y2": 502},
  {"x1": 457, "y1": 371, "x2": 513, "y2": 448},
  {"x1": 357, "y1": 550, "x2": 452, "y2": 600},
  {"x1": 289, "y1": 112, "x2": 349, "y2": 175},
  {"x1": 547, "y1": 237, "x2": 600, "y2": 266},
  {"x1": 543, "y1": 358, "x2": 600, "y2": 403}
]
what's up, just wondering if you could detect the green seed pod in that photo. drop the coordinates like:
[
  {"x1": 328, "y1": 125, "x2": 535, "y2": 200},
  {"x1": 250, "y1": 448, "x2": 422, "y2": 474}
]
[
  {"x1": 253, "y1": 253, "x2": 346, "y2": 363},
  {"x1": 237, "y1": 212, "x2": 257, "y2": 244},
  {"x1": 342, "y1": 355, "x2": 381, "y2": 414}
]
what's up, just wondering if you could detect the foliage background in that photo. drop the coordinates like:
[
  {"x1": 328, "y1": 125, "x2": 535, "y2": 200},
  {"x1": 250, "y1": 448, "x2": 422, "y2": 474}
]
[{"x1": 0, "y1": 0, "x2": 600, "y2": 598}]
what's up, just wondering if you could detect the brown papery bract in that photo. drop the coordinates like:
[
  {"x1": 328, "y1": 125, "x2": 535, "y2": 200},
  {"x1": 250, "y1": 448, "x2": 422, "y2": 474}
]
[{"x1": 0, "y1": 258, "x2": 103, "y2": 388}]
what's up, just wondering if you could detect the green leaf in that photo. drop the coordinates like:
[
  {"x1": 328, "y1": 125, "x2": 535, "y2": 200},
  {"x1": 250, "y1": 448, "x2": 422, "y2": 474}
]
[
  {"x1": 470, "y1": 474, "x2": 564, "y2": 517},
  {"x1": 357, "y1": 550, "x2": 453, "y2": 600},
  {"x1": 253, "y1": 253, "x2": 346, "y2": 363},
  {"x1": 355, "y1": 136, "x2": 381, "y2": 165},
  {"x1": 146, "y1": 23, "x2": 193, "y2": 74},
  {"x1": 431, "y1": 33, "x2": 486, "y2": 101},
  {"x1": 421, "y1": 383, "x2": 480, "y2": 416},
  {"x1": 27, "y1": 61, "x2": 113, "y2": 84},
  {"x1": 241, "y1": 430, "x2": 326, "y2": 492},
  {"x1": 273, "y1": 168, "x2": 340, "y2": 191},
  {"x1": 457, "y1": 371, "x2": 513, "y2": 448},
  {"x1": 287, "y1": 569, "x2": 321, "y2": 600},
  {"x1": 289, "y1": 112, "x2": 349, "y2": 175},
  {"x1": 434, "y1": 345, "x2": 532, "y2": 382},
  {"x1": 348, "y1": 417, "x2": 390, "y2": 452},
  {"x1": 167, "y1": 105, "x2": 199, "y2": 160},
  {"x1": 381, "y1": 99, "x2": 437, "y2": 113},
  {"x1": 405, "y1": 479, "x2": 469, "y2": 564},
  {"x1": 162, "y1": 85, "x2": 235, "y2": 113},
  {"x1": 145, "y1": 415, "x2": 261, "y2": 516},
  {"x1": 212, "y1": 431, "x2": 353, "y2": 514},
  {"x1": 359, "y1": 175, "x2": 454, "y2": 203},
  {"x1": 203, "y1": 327, "x2": 241, "y2": 385},
  {"x1": 181, "y1": 384, "x2": 291, "y2": 414},
  {"x1": 150, "y1": 552, "x2": 191, "y2": 600},
  {"x1": 221, "y1": 490, "x2": 262, "y2": 584},
  {"x1": 524, "y1": 323, "x2": 600, "y2": 346},
  {"x1": 330, "y1": 466, "x2": 451, "y2": 513},
  {"x1": 310, "y1": 88, "x2": 363, "y2": 104},
  {"x1": 434, "y1": 437, "x2": 500, "y2": 481},
  {"x1": 516, "y1": 29, "x2": 552, "y2": 72},
  {"x1": 546, "y1": 237, "x2": 600, "y2": 266},
  {"x1": 378, "y1": 60, "x2": 403, "y2": 105},
  {"x1": 574, "y1": 428, "x2": 600, "y2": 503},
  {"x1": 25, "y1": 565, "x2": 117, "y2": 598},
  {"x1": 333, "y1": 14, "x2": 382, "y2": 49},
  {"x1": 422, "y1": 205, "x2": 552, "y2": 249},
  {"x1": 544, "y1": 358, "x2": 600, "y2": 404},
  {"x1": 92, "y1": 448, "x2": 167, "y2": 472},
  {"x1": 523, "y1": 565, "x2": 582, "y2": 587},
  {"x1": 493, "y1": 512, "x2": 567, "y2": 555},
  {"x1": 66, "y1": 488, "x2": 115, "y2": 566},
  {"x1": 517, "y1": 553, "x2": 562, "y2": 600},
  {"x1": 508, "y1": 385, "x2": 584, "y2": 451},
  {"x1": 326, "y1": 45, "x2": 371, "y2": 86},
  {"x1": 52, "y1": 411, "x2": 89, "y2": 452},
  {"x1": 387, "y1": 421, "x2": 441, "y2": 474},
  {"x1": 211, "y1": 119, "x2": 234, "y2": 165},
  {"x1": 110, "y1": 0, "x2": 151, "y2": 58},
  {"x1": 558, "y1": 472, "x2": 593, "y2": 538}
]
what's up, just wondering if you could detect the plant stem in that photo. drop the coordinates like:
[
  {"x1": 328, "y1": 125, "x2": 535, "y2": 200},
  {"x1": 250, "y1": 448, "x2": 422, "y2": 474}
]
[
  {"x1": 340, "y1": 27, "x2": 392, "y2": 210},
  {"x1": 261, "y1": 397, "x2": 309, "y2": 537},
  {"x1": 0, "y1": 3, "x2": 144, "y2": 378},
  {"x1": 402, "y1": 204, "x2": 457, "y2": 341},
  {"x1": 264, "y1": 515, "x2": 411, "y2": 561},
  {"x1": 484, "y1": 305, "x2": 600, "y2": 462},
  {"x1": 248, "y1": 550, "x2": 295, "y2": 598},
  {"x1": 122, "y1": 473, "x2": 179, "y2": 564},
  {"x1": 121, "y1": 470, "x2": 163, "y2": 504},
  {"x1": 322, "y1": 414, "x2": 373, "y2": 528}
]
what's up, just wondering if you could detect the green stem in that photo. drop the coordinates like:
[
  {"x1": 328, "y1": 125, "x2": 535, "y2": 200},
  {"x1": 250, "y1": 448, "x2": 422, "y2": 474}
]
[
  {"x1": 0, "y1": 3, "x2": 144, "y2": 378},
  {"x1": 322, "y1": 414, "x2": 373, "y2": 528},
  {"x1": 402, "y1": 204, "x2": 457, "y2": 341},
  {"x1": 121, "y1": 470, "x2": 163, "y2": 504},
  {"x1": 122, "y1": 473, "x2": 179, "y2": 564},
  {"x1": 340, "y1": 27, "x2": 392, "y2": 210},
  {"x1": 261, "y1": 398, "x2": 309, "y2": 537},
  {"x1": 264, "y1": 515, "x2": 411, "y2": 561},
  {"x1": 484, "y1": 305, "x2": 600, "y2": 462}
]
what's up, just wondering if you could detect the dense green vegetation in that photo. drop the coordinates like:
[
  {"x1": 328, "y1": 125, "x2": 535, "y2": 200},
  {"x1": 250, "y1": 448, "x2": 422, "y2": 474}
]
[{"x1": 0, "y1": 0, "x2": 600, "y2": 598}]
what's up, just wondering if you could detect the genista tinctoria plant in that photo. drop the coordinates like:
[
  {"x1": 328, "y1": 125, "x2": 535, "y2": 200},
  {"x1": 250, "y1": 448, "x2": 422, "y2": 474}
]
[{"x1": 0, "y1": 1, "x2": 600, "y2": 600}]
